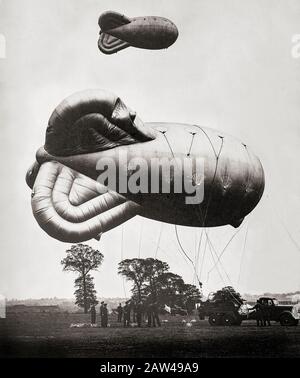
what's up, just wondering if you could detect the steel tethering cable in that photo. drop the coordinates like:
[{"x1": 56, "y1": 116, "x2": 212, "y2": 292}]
[
  {"x1": 120, "y1": 225, "x2": 127, "y2": 299},
  {"x1": 237, "y1": 219, "x2": 250, "y2": 287},
  {"x1": 193, "y1": 129, "x2": 246, "y2": 300},
  {"x1": 161, "y1": 129, "x2": 233, "y2": 292},
  {"x1": 191, "y1": 126, "x2": 224, "y2": 278},
  {"x1": 206, "y1": 231, "x2": 233, "y2": 285},
  {"x1": 268, "y1": 197, "x2": 300, "y2": 253},
  {"x1": 206, "y1": 236, "x2": 243, "y2": 306},
  {"x1": 175, "y1": 224, "x2": 202, "y2": 287},
  {"x1": 191, "y1": 127, "x2": 248, "y2": 305},
  {"x1": 199, "y1": 231, "x2": 209, "y2": 283},
  {"x1": 199, "y1": 199, "x2": 247, "y2": 306},
  {"x1": 196, "y1": 189, "x2": 239, "y2": 293},
  {"x1": 154, "y1": 223, "x2": 163, "y2": 258},
  {"x1": 206, "y1": 234, "x2": 228, "y2": 284},
  {"x1": 160, "y1": 130, "x2": 201, "y2": 280},
  {"x1": 207, "y1": 222, "x2": 245, "y2": 277}
]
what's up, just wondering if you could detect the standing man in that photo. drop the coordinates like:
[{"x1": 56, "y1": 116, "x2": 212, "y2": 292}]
[
  {"x1": 123, "y1": 301, "x2": 131, "y2": 327},
  {"x1": 102, "y1": 303, "x2": 108, "y2": 327},
  {"x1": 90, "y1": 305, "x2": 96, "y2": 325},
  {"x1": 99, "y1": 301, "x2": 105, "y2": 327},
  {"x1": 117, "y1": 303, "x2": 123, "y2": 323},
  {"x1": 262, "y1": 300, "x2": 272, "y2": 326},
  {"x1": 152, "y1": 302, "x2": 161, "y2": 327},
  {"x1": 146, "y1": 302, "x2": 152, "y2": 327},
  {"x1": 136, "y1": 301, "x2": 143, "y2": 328},
  {"x1": 251, "y1": 300, "x2": 264, "y2": 327}
]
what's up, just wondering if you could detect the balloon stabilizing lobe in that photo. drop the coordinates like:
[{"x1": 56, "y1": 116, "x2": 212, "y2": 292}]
[
  {"x1": 26, "y1": 90, "x2": 265, "y2": 243},
  {"x1": 98, "y1": 11, "x2": 179, "y2": 54}
]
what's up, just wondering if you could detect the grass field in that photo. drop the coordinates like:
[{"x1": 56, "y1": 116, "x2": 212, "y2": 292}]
[{"x1": 1, "y1": 313, "x2": 299, "y2": 358}]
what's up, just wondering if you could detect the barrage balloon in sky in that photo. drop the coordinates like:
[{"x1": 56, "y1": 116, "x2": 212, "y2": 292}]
[{"x1": 98, "y1": 11, "x2": 179, "y2": 54}]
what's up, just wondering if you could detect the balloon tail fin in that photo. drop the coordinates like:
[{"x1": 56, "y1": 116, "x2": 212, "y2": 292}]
[
  {"x1": 31, "y1": 161, "x2": 140, "y2": 243},
  {"x1": 98, "y1": 33, "x2": 130, "y2": 55}
]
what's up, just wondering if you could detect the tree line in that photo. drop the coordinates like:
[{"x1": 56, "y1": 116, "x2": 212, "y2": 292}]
[{"x1": 61, "y1": 244, "x2": 201, "y2": 314}]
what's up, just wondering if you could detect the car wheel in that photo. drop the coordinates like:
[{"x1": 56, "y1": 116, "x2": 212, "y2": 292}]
[
  {"x1": 221, "y1": 314, "x2": 235, "y2": 326},
  {"x1": 209, "y1": 314, "x2": 220, "y2": 326},
  {"x1": 280, "y1": 313, "x2": 297, "y2": 326}
]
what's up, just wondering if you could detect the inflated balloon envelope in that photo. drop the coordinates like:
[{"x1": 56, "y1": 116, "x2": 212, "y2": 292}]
[
  {"x1": 26, "y1": 89, "x2": 265, "y2": 243},
  {"x1": 98, "y1": 11, "x2": 179, "y2": 54}
]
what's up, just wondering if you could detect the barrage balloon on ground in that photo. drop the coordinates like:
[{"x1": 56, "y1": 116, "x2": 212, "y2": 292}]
[{"x1": 26, "y1": 89, "x2": 265, "y2": 243}]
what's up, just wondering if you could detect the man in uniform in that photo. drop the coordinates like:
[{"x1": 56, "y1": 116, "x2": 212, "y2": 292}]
[
  {"x1": 117, "y1": 303, "x2": 123, "y2": 323},
  {"x1": 251, "y1": 300, "x2": 264, "y2": 326},
  {"x1": 123, "y1": 301, "x2": 131, "y2": 327},
  {"x1": 99, "y1": 301, "x2": 105, "y2": 327},
  {"x1": 90, "y1": 305, "x2": 96, "y2": 325},
  {"x1": 102, "y1": 303, "x2": 108, "y2": 327},
  {"x1": 152, "y1": 301, "x2": 161, "y2": 327},
  {"x1": 136, "y1": 301, "x2": 143, "y2": 328},
  {"x1": 262, "y1": 299, "x2": 272, "y2": 326}
]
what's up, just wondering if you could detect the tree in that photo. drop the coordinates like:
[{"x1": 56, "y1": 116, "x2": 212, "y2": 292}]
[
  {"x1": 142, "y1": 258, "x2": 169, "y2": 300},
  {"x1": 74, "y1": 274, "x2": 98, "y2": 310},
  {"x1": 61, "y1": 244, "x2": 103, "y2": 313},
  {"x1": 179, "y1": 283, "x2": 202, "y2": 314},
  {"x1": 212, "y1": 286, "x2": 244, "y2": 305},
  {"x1": 118, "y1": 258, "x2": 147, "y2": 302},
  {"x1": 118, "y1": 258, "x2": 169, "y2": 302},
  {"x1": 118, "y1": 257, "x2": 201, "y2": 312}
]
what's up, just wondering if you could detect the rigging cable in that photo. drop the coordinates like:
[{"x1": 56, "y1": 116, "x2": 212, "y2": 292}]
[
  {"x1": 206, "y1": 231, "x2": 233, "y2": 285},
  {"x1": 175, "y1": 224, "x2": 202, "y2": 287},
  {"x1": 207, "y1": 222, "x2": 245, "y2": 277},
  {"x1": 154, "y1": 223, "x2": 164, "y2": 258},
  {"x1": 120, "y1": 225, "x2": 127, "y2": 299},
  {"x1": 161, "y1": 130, "x2": 201, "y2": 285},
  {"x1": 199, "y1": 231, "x2": 209, "y2": 284},
  {"x1": 192, "y1": 126, "x2": 224, "y2": 279},
  {"x1": 237, "y1": 219, "x2": 250, "y2": 287},
  {"x1": 206, "y1": 236, "x2": 243, "y2": 306}
]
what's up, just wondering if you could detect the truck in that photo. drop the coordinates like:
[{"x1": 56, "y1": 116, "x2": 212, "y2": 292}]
[{"x1": 198, "y1": 296, "x2": 299, "y2": 326}]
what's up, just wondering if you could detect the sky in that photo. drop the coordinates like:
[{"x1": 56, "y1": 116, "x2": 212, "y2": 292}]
[{"x1": 0, "y1": 0, "x2": 300, "y2": 300}]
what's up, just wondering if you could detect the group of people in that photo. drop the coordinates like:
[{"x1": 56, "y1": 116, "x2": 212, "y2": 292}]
[
  {"x1": 116, "y1": 300, "x2": 161, "y2": 328},
  {"x1": 90, "y1": 300, "x2": 162, "y2": 328},
  {"x1": 90, "y1": 301, "x2": 108, "y2": 327},
  {"x1": 251, "y1": 300, "x2": 272, "y2": 326}
]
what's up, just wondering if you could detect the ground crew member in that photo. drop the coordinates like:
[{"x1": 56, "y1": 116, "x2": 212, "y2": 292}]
[
  {"x1": 262, "y1": 301, "x2": 272, "y2": 326},
  {"x1": 152, "y1": 302, "x2": 161, "y2": 327},
  {"x1": 90, "y1": 305, "x2": 96, "y2": 325},
  {"x1": 251, "y1": 300, "x2": 264, "y2": 327},
  {"x1": 99, "y1": 301, "x2": 105, "y2": 327},
  {"x1": 123, "y1": 301, "x2": 131, "y2": 327},
  {"x1": 146, "y1": 303, "x2": 153, "y2": 327},
  {"x1": 102, "y1": 303, "x2": 108, "y2": 327},
  {"x1": 117, "y1": 303, "x2": 123, "y2": 323},
  {"x1": 136, "y1": 301, "x2": 143, "y2": 327}
]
